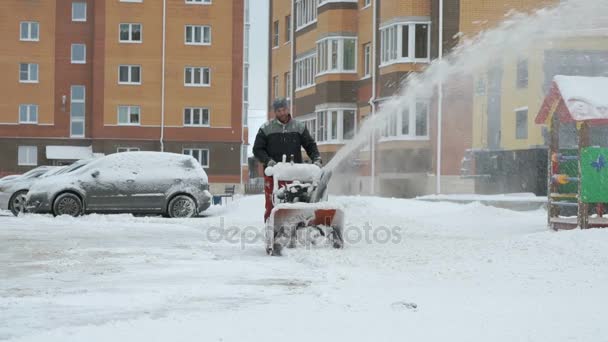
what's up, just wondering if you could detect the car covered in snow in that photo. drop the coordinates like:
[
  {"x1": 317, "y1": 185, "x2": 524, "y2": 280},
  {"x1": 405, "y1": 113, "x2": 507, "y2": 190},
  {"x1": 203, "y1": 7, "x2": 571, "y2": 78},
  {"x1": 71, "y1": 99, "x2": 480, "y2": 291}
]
[
  {"x1": 0, "y1": 166, "x2": 61, "y2": 216},
  {"x1": 25, "y1": 152, "x2": 212, "y2": 218}
]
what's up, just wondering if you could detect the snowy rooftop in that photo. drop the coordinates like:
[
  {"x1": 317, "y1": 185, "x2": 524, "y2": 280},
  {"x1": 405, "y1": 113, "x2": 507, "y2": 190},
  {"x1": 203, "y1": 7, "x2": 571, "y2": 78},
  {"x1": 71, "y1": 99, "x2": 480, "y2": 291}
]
[{"x1": 554, "y1": 75, "x2": 608, "y2": 121}]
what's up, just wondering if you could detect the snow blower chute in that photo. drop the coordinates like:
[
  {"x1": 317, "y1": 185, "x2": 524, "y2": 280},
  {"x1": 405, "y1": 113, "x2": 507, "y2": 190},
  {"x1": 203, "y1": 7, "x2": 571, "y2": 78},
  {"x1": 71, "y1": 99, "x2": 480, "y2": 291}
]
[{"x1": 265, "y1": 160, "x2": 344, "y2": 256}]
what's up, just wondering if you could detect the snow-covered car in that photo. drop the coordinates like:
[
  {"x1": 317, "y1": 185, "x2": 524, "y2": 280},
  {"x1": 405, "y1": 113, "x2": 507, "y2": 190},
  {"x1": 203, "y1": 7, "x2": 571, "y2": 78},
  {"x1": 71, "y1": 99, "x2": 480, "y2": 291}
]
[
  {"x1": 0, "y1": 166, "x2": 60, "y2": 216},
  {"x1": 26, "y1": 152, "x2": 212, "y2": 218}
]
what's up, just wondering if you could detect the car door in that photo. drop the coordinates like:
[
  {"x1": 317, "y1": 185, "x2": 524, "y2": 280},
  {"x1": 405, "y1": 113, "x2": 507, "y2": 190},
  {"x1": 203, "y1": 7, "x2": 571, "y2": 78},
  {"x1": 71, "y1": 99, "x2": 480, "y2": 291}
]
[
  {"x1": 128, "y1": 161, "x2": 168, "y2": 212},
  {"x1": 83, "y1": 162, "x2": 138, "y2": 212}
]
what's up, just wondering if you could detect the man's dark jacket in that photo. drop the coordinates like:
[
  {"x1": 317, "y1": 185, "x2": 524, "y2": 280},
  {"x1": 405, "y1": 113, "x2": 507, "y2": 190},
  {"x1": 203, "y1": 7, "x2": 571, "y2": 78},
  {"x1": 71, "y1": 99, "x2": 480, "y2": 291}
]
[{"x1": 253, "y1": 117, "x2": 320, "y2": 166}]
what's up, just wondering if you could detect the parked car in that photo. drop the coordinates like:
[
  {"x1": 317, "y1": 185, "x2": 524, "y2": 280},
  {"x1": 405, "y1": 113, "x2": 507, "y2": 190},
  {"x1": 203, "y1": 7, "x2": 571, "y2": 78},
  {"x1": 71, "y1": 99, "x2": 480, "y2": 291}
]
[
  {"x1": 0, "y1": 166, "x2": 60, "y2": 216},
  {"x1": 26, "y1": 152, "x2": 212, "y2": 218}
]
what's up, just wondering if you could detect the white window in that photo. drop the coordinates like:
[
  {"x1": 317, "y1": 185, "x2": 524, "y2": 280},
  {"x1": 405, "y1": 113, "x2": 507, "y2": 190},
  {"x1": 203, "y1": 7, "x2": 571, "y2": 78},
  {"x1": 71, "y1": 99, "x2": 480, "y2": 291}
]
[
  {"x1": 272, "y1": 76, "x2": 279, "y2": 100},
  {"x1": 119, "y1": 23, "x2": 142, "y2": 43},
  {"x1": 185, "y1": 0, "x2": 211, "y2": 4},
  {"x1": 273, "y1": 21, "x2": 279, "y2": 47},
  {"x1": 363, "y1": 43, "x2": 371, "y2": 77},
  {"x1": 244, "y1": 65, "x2": 249, "y2": 102},
  {"x1": 118, "y1": 105, "x2": 140, "y2": 125},
  {"x1": 19, "y1": 63, "x2": 38, "y2": 83},
  {"x1": 515, "y1": 107, "x2": 529, "y2": 139},
  {"x1": 363, "y1": 0, "x2": 371, "y2": 7},
  {"x1": 284, "y1": 72, "x2": 291, "y2": 99},
  {"x1": 317, "y1": 37, "x2": 357, "y2": 75},
  {"x1": 70, "y1": 85, "x2": 85, "y2": 137},
  {"x1": 185, "y1": 25, "x2": 211, "y2": 45},
  {"x1": 185, "y1": 67, "x2": 211, "y2": 86},
  {"x1": 117, "y1": 147, "x2": 140, "y2": 152},
  {"x1": 380, "y1": 99, "x2": 429, "y2": 140},
  {"x1": 295, "y1": 0, "x2": 318, "y2": 30},
  {"x1": 318, "y1": 0, "x2": 358, "y2": 5},
  {"x1": 312, "y1": 108, "x2": 356, "y2": 143},
  {"x1": 19, "y1": 104, "x2": 38, "y2": 124},
  {"x1": 184, "y1": 107, "x2": 210, "y2": 126},
  {"x1": 241, "y1": 145, "x2": 248, "y2": 165},
  {"x1": 119, "y1": 65, "x2": 141, "y2": 84},
  {"x1": 72, "y1": 2, "x2": 87, "y2": 22},
  {"x1": 18, "y1": 146, "x2": 38, "y2": 166},
  {"x1": 183, "y1": 148, "x2": 209, "y2": 168},
  {"x1": 304, "y1": 118, "x2": 317, "y2": 141},
  {"x1": 295, "y1": 54, "x2": 316, "y2": 90},
  {"x1": 380, "y1": 22, "x2": 430, "y2": 65},
  {"x1": 20, "y1": 22, "x2": 39, "y2": 41},
  {"x1": 71, "y1": 44, "x2": 86, "y2": 64},
  {"x1": 120, "y1": 0, "x2": 143, "y2": 2}
]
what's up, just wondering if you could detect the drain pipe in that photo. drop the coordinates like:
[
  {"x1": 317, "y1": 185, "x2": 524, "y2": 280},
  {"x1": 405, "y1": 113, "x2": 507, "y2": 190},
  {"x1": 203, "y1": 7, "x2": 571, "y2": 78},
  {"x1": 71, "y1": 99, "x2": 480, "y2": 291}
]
[
  {"x1": 436, "y1": 0, "x2": 443, "y2": 193},
  {"x1": 160, "y1": 0, "x2": 167, "y2": 152},
  {"x1": 290, "y1": 0, "x2": 295, "y2": 115},
  {"x1": 368, "y1": 0, "x2": 378, "y2": 195}
]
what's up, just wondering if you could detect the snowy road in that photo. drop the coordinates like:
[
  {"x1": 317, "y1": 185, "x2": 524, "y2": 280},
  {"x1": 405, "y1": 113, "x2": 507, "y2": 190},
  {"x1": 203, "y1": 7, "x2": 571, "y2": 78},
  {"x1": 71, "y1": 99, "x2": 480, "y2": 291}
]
[{"x1": 2, "y1": 195, "x2": 608, "y2": 341}]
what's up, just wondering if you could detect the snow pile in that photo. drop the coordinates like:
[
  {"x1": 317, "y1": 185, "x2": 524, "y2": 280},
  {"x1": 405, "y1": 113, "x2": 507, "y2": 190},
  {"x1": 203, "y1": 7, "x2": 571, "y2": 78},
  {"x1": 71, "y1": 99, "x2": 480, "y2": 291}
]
[
  {"x1": 555, "y1": 75, "x2": 608, "y2": 121},
  {"x1": 264, "y1": 162, "x2": 321, "y2": 181}
]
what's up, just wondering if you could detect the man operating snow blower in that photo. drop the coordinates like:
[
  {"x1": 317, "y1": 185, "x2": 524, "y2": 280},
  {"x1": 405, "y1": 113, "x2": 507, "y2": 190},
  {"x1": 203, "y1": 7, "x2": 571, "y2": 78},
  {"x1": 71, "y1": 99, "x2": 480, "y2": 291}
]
[{"x1": 253, "y1": 98, "x2": 344, "y2": 255}]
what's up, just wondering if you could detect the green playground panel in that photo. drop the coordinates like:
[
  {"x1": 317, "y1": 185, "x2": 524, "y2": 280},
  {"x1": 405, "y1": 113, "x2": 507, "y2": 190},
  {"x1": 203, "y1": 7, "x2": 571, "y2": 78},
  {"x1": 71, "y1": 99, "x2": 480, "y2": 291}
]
[
  {"x1": 581, "y1": 147, "x2": 608, "y2": 203},
  {"x1": 558, "y1": 149, "x2": 578, "y2": 197}
]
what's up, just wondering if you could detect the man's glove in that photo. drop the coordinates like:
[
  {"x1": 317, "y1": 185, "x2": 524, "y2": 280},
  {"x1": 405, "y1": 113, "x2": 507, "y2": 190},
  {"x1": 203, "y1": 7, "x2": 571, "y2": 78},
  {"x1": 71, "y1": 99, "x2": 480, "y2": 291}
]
[
  {"x1": 267, "y1": 160, "x2": 277, "y2": 167},
  {"x1": 313, "y1": 158, "x2": 323, "y2": 168}
]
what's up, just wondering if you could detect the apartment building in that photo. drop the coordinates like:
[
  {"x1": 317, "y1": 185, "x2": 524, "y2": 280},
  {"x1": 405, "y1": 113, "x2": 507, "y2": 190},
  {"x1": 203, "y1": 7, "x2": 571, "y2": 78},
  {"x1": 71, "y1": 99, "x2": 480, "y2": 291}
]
[
  {"x1": 268, "y1": 0, "x2": 465, "y2": 197},
  {"x1": 0, "y1": 0, "x2": 247, "y2": 189}
]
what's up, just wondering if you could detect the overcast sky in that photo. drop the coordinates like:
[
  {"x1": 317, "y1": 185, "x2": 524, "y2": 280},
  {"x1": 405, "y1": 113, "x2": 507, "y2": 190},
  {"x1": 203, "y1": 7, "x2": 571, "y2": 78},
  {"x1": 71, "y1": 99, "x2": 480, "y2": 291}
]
[{"x1": 247, "y1": 0, "x2": 269, "y2": 155}]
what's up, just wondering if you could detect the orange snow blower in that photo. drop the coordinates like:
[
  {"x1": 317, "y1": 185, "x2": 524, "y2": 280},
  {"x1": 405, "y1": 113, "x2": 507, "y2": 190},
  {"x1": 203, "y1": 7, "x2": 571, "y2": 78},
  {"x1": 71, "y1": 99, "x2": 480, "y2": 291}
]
[{"x1": 264, "y1": 161, "x2": 344, "y2": 256}]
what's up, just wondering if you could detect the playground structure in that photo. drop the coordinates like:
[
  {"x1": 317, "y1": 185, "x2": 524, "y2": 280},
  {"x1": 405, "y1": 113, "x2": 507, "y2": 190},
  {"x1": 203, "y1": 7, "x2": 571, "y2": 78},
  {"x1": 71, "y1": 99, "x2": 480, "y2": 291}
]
[{"x1": 536, "y1": 75, "x2": 608, "y2": 230}]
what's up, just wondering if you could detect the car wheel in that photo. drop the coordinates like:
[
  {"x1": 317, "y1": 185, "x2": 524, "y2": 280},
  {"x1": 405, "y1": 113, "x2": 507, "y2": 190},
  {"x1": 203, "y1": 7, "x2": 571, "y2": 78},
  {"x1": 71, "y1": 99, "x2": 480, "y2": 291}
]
[
  {"x1": 9, "y1": 190, "x2": 28, "y2": 216},
  {"x1": 53, "y1": 193, "x2": 83, "y2": 217},
  {"x1": 168, "y1": 195, "x2": 197, "y2": 218}
]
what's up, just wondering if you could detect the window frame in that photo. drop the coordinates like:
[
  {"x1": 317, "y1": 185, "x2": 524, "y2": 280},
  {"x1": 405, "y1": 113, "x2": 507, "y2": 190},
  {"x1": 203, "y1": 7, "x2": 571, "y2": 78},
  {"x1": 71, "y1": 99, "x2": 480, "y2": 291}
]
[
  {"x1": 316, "y1": 37, "x2": 358, "y2": 76},
  {"x1": 183, "y1": 148, "x2": 210, "y2": 168},
  {"x1": 379, "y1": 99, "x2": 430, "y2": 141},
  {"x1": 19, "y1": 104, "x2": 38, "y2": 124},
  {"x1": 185, "y1": 25, "x2": 211, "y2": 46},
  {"x1": 295, "y1": 0, "x2": 318, "y2": 31},
  {"x1": 184, "y1": 67, "x2": 211, "y2": 87},
  {"x1": 18, "y1": 146, "x2": 38, "y2": 166},
  {"x1": 19, "y1": 63, "x2": 39, "y2": 83},
  {"x1": 311, "y1": 108, "x2": 357, "y2": 144},
  {"x1": 20, "y1": 21, "x2": 39, "y2": 42},
  {"x1": 71, "y1": 44, "x2": 86, "y2": 64},
  {"x1": 71, "y1": 2, "x2": 87, "y2": 22},
  {"x1": 380, "y1": 21, "x2": 431, "y2": 67},
  {"x1": 515, "y1": 107, "x2": 529, "y2": 140},
  {"x1": 117, "y1": 147, "x2": 141, "y2": 153},
  {"x1": 295, "y1": 53, "x2": 316, "y2": 91},
  {"x1": 117, "y1": 105, "x2": 141, "y2": 126},
  {"x1": 185, "y1": 0, "x2": 212, "y2": 4},
  {"x1": 119, "y1": 23, "x2": 143, "y2": 43},
  {"x1": 183, "y1": 107, "x2": 210, "y2": 127},
  {"x1": 70, "y1": 85, "x2": 86, "y2": 138},
  {"x1": 118, "y1": 65, "x2": 142, "y2": 85}
]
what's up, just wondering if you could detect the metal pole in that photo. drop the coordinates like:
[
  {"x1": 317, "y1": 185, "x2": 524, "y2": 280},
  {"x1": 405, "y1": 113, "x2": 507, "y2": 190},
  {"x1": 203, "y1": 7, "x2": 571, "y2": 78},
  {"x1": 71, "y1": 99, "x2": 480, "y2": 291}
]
[
  {"x1": 436, "y1": 0, "x2": 443, "y2": 194},
  {"x1": 370, "y1": 0, "x2": 378, "y2": 195},
  {"x1": 160, "y1": 0, "x2": 166, "y2": 152}
]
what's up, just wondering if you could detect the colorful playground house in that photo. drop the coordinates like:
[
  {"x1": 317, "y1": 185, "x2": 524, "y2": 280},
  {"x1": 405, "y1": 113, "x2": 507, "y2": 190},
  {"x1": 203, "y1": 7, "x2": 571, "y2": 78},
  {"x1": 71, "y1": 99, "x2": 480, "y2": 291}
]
[{"x1": 536, "y1": 75, "x2": 608, "y2": 230}]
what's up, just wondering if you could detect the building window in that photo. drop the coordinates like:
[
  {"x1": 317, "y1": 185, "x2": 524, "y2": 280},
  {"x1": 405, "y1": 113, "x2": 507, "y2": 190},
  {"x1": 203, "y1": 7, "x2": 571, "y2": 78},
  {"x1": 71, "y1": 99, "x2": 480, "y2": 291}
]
[
  {"x1": 363, "y1": 43, "x2": 371, "y2": 77},
  {"x1": 273, "y1": 20, "x2": 279, "y2": 48},
  {"x1": 295, "y1": 0, "x2": 318, "y2": 30},
  {"x1": 241, "y1": 145, "x2": 248, "y2": 165},
  {"x1": 381, "y1": 99, "x2": 429, "y2": 140},
  {"x1": 70, "y1": 86, "x2": 85, "y2": 137},
  {"x1": 183, "y1": 148, "x2": 209, "y2": 168},
  {"x1": 119, "y1": 65, "x2": 141, "y2": 84},
  {"x1": 71, "y1": 44, "x2": 86, "y2": 64},
  {"x1": 72, "y1": 2, "x2": 87, "y2": 22},
  {"x1": 243, "y1": 65, "x2": 249, "y2": 102},
  {"x1": 381, "y1": 22, "x2": 430, "y2": 65},
  {"x1": 185, "y1": 67, "x2": 210, "y2": 86},
  {"x1": 284, "y1": 72, "x2": 291, "y2": 99},
  {"x1": 18, "y1": 146, "x2": 38, "y2": 166},
  {"x1": 19, "y1": 63, "x2": 38, "y2": 83},
  {"x1": 304, "y1": 118, "x2": 317, "y2": 142},
  {"x1": 118, "y1": 105, "x2": 140, "y2": 125},
  {"x1": 185, "y1": 0, "x2": 211, "y2": 3},
  {"x1": 517, "y1": 58, "x2": 528, "y2": 88},
  {"x1": 19, "y1": 104, "x2": 38, "y2": 124},
  {"x1": 295, "y1": 54, "x2": 316, "y2": 90},
  {"x1": 317, "y1": 37, "x2": 357, "y2": 75},
  {"x1": 363, "y1": 0, "x2": 371, "y2": 7},
  {"x1": 184, "y1": 107, "x2": 210, "y2": 126},
  {"x1": 119, "y1": 23, "x2": 142, "y2": 43},
  {"x1": 516, "y1": 107, "x2": 528, "y2": 139},
  {"x1": 185, "y1": 25, "x2": 211, "y2": 45},
  {"x1": 20, "y1": 22, "x2": 39, "y2": 41},
  {"x1": 117, "y1": 147, "x2": 140, "y2": 152},
  {"x1": 272, "y1": 76, "x2": 279, "y2": 100},
  {"x1": 285, "y1": 15, "x2": 291, "y2": 43},
  {"x1": 313, "y1": 109, "x2": 356, "y2": 143}
]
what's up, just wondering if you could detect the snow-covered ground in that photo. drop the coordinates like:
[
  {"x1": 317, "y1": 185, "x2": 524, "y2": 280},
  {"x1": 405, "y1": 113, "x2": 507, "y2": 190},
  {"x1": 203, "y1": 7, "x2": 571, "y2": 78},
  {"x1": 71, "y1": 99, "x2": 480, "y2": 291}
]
[{"x1": 2, "y1": 196, "x2": 608, "y2": 341}]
